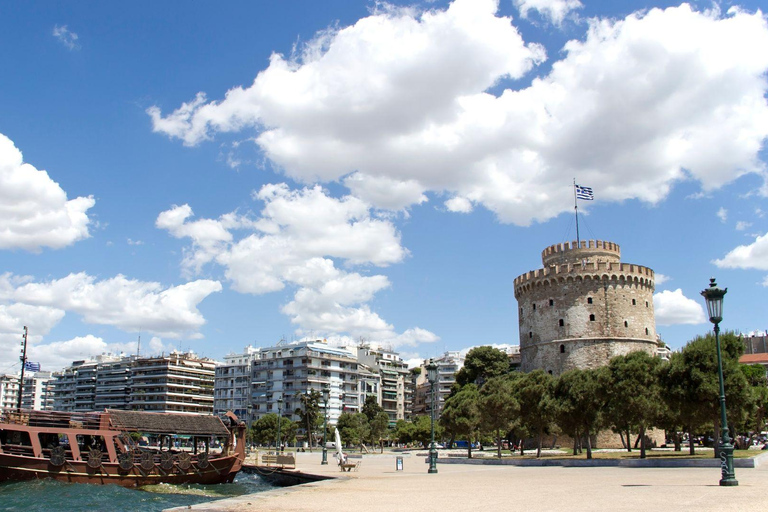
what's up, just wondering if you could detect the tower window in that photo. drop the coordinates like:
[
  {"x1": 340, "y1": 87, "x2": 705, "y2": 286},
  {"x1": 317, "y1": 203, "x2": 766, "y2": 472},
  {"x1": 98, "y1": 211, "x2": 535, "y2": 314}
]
[
  {"x1": 646, "y1": 301, "x2": 649, "y2": 307},
  {"x1": 632, "y1": 299, "x2": 636, "y2": 305},
  {"x1": 624, "y1": 321, "x2": 628, "y2": 327},
  {"x1": 559, "y1": 344, "x2": 565, "y2": 353},
  {"x1": 587, "y1": 297, "x2": 593, "y2": 304},
  {"x1": 520, "y1": 307, "x2": 523, "y2": 315},
  {"x1": 548, "y1": 370, "x2": 553, "y2": 375},
  {"x1": 559, "y1": 319, "x2": 564, "y2": 327},
  {"x1": 529, "y1": 332, "x2": 533, "y2": 339},
  {"x1": 533, "y1": 303, "x2": 536, "y2": 311},
  {"x1": 589, "y1": 314, "x2": 595, "y2": 321},
  {"x1": 645, "y1": 328, "x2": 649, "y2": 335},
  {"x1": 549, "y1": 299, "x2": 554, "y2": 306}
]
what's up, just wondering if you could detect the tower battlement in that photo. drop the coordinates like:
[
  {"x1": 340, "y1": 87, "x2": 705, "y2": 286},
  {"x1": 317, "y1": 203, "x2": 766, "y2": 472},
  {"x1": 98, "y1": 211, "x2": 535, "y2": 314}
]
[
  {"x1": 542, "y1": 239, "x2": 621, "y2": 266},
  {"x1": 513, "y1": 261, "x2": 654, "y2": 296}
]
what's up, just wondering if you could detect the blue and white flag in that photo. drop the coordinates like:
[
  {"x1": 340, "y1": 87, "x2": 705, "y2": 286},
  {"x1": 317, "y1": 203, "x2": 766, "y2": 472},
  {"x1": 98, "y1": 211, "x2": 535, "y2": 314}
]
[
  {"x1": 24, "y1": 361, "x2": 40, "y2": 372},
  {"x1": 575, "y1": 184, "x2": 594, "y2": 201}
]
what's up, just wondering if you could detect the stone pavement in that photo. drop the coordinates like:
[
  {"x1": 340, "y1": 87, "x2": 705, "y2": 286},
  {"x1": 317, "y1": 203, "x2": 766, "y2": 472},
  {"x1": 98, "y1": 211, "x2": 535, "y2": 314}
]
[{"x1": 167, "y1": 452, "x2": 768, "y2": 512}]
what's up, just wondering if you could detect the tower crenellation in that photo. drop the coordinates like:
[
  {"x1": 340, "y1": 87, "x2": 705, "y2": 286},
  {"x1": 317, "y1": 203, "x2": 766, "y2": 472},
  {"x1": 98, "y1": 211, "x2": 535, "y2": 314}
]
[{"x1": 515, "y1": 239, "x2": 657, "y2": 375}]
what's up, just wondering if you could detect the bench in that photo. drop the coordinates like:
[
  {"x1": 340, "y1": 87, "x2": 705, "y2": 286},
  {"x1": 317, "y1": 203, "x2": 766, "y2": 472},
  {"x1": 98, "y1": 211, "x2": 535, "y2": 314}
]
[{"x1": 339, "y1": 461, "x2": 360, "y2": 472}]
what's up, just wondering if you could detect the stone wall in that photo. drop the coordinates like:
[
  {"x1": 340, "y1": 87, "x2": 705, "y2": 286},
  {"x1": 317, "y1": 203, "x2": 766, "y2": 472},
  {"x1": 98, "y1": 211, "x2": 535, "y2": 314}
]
[{"x1": 514, "y1": 239, "x2": 656, "y2": 375}]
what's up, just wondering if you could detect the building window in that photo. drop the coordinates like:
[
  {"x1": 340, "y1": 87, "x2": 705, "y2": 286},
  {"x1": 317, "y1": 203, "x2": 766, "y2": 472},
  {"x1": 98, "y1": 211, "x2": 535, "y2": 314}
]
[
  {"x1": 624, "y1": 321, "x2": 628, "y2": 327},
  {"x1": 632, "y1": 299, "x2": 636, "y2": 305},
  {"x1": 520, "y1": 307, "x2": 523, "y2": 315},
  {"x1": 529, "y1": 332, "x2": 533, "y2": 339},
  {"x1": 646, "y1": 301, "x2": 649, "y2": 307},
  {"x1": 559, "y1": 344, "x2": 565, "y2": 353},
  {"x1": 589, "y1": 314, "x2": 595, "y2": 321},
  {"x1": 559, "y1": 319, "x2": 564, "y2": 327},
  {"x1": 645, "y1": 328, "x2": 649, "y2": 335},
  {"x1": 549, "y1": 299, "x2": 554, "y2": 306},
  {"x1": 587, "y1": 297, "x2": 593, "y2": 304},
  {"x1": 533, "y1": 303, "x2": 536, "y2": 311}
]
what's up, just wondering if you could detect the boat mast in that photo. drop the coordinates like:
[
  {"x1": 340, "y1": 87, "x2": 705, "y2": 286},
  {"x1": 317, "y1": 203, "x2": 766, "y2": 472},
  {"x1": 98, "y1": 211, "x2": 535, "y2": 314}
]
[{"x1": 18, "y1": 326, "x2": 28, "y2": 411}]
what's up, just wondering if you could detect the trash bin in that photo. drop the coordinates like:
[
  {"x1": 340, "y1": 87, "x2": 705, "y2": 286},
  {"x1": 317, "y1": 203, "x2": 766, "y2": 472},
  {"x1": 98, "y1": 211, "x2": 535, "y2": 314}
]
[{"x1": 396, "y1": 456, "x2": 403, "y2": 471}]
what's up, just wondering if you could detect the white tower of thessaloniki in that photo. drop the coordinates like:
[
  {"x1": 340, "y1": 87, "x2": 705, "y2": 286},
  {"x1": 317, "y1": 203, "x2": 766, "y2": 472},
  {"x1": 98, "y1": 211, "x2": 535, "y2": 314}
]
[{"x1": 514, "y1": 240, "x2": 657, "y2": 375}]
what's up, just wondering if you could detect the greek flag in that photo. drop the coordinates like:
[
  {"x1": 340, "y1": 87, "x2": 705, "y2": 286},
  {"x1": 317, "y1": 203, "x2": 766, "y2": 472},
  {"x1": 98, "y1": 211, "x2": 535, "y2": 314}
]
[
  {"x1": 24, "y1": 361, "x2": 40, "y2": 372},
  {"x1": 575, "y1": 184, "x2": 594, "y2": 201}
]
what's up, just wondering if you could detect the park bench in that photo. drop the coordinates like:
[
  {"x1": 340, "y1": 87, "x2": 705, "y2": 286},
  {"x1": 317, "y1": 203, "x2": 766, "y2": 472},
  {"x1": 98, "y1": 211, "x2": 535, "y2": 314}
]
[{"x1": 339, "y1": 461, "x2": 360, "y2": 472}]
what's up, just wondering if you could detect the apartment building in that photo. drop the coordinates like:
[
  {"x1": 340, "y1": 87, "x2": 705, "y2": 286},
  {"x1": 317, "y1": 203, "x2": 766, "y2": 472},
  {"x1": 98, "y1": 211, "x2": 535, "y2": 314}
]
[
  {"x1": 0, "y1": 374, "x2": 19, "y2": 409},
  {"x1": 131, "y1": 352, "x2": 216, "y2": 414},
  {"x1": 356, "y1": 345, "x2": 412, "y2": 426},
  {"x1": 214, "y1": 345, "x2": 261, "y2": 421},
  {"x1": 21, "y1": 371, "x2": 55, "y2": 410}
]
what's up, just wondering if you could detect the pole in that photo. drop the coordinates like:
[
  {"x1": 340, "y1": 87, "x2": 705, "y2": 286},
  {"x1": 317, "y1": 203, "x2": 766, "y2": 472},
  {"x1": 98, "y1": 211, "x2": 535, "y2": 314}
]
[
  {"x1": 714, "y1": 322, "x2": 738, "y2": 486},
  {"x1": 17, "y1": 326, "x2": 28, "y2": 411},
  {"x1": 573, "y1": 179, "x2": 580, "y2": 245},
  {"x1": 321, "y1": 395, "x2": 329, "y2": 465},
  {"x1": 428, "y1": 379, "x2": 438, "y2": 474},
  {"x1": 276, "y1": 401, "x2": 282, "y2": 453}
]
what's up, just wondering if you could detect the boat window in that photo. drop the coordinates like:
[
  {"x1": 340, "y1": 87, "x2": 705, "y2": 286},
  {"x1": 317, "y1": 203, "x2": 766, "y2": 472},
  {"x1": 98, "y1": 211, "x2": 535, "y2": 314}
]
[
  {"x1": 0, "y1": 430, "x2": 32, "y2": 447},
  {"x1": 0, "y1": 429, "x2": 34, "y2": 457},
  {"x1": 77, "y1": 434, "x2": 108, "y2": 453}
]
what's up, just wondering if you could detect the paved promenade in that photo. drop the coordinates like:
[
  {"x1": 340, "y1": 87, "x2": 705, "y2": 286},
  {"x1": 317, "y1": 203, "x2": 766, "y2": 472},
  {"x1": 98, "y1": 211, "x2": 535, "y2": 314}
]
[{"x1": 168, "y1": 452, "x2": 768, "y2": 512}]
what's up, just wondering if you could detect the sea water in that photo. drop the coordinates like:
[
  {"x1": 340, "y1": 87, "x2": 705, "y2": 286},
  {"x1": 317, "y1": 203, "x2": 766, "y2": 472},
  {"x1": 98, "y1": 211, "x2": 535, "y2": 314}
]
[{"x1": 0, "y1": 472, "x2": 274, "y2": 512}]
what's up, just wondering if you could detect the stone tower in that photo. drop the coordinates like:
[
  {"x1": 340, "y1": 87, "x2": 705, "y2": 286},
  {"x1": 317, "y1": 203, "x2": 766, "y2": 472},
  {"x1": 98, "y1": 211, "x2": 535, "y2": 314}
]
[{"x1": 514, "y1": 240, "x2": 657, "y2": 375}]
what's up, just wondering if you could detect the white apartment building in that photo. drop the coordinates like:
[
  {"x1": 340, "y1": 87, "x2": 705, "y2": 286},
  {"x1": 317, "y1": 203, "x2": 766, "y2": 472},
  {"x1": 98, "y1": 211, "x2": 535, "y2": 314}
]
[
  {"x1": 0, "y1": 374, "x2": 19, "y2": 410},
  {"x1": 214, "y1": 345, "x2": 261, "y2": 421}
]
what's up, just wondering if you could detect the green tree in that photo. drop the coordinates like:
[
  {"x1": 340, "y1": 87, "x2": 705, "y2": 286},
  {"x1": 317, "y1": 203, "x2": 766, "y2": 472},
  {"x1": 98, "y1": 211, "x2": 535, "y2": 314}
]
[
  {"x1": 368, "y1": 411, "x2": 391, "y2": 452},
  {"x1": 666, "y1": 331, "x2": 751, "y2": 457},
  {"x1": 742, "y1": 364, "x2": 768, "y2": 442},
  {"x1": 296, "y1": 390, "x2": 322, "y2": 451},
  {"x1": 603, "y1": 351, "x2": 663, "y2": 458},
  {"x1": 393, "y1": 419, "x2": 415, "y2": 445},
  {"x1": 250, "y1": 413, "x2": 298, "y2": 447},
  {"x1": 336, "y1": 412, "x2": 370, "y2": 449},
  {"x1": 553, "y1": 368, "x2": 605, "y2": 459},
  {"x1": 412, "y1": 415, "x2": 443, "y2": 447},
  {"x1": 455, "y1": 346, "x2": 510, "y2": 388},
  {"x1": 516, "y1": 370, "x2": 557, "y2": 458},
  {"x1": 361, "y1": 395, "x2": 384, "y2": 422},
  {"x1": 479, "y1": 375, "x2": 520, "y2": 458},
  {"x1": 440, "y1": 383, "x2": 481, "y2": 458},
  {"x1": 658, "y1": 350, "x2": 709, "y2": 455}
]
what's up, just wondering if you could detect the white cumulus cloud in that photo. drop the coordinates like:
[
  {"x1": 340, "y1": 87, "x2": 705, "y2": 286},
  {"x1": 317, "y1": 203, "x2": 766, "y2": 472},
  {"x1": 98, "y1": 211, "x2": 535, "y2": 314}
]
[
  {"x1": 0, "y1": 133, "x2": 94, "y2": 251},
  {"x1": 514, "y1": 0, "x2": 583, "y2": 25},
  {"x1": 714, "y1": 231, "x2": 768, "y2": 270},
  {"x1": 157, "y1": 184, "x2": 437, "y2": 348},
  {"x1": 653, "y1": 288, "x2": 706, "y2": 325},
  {"x1": 0, "y1": 272, "x2": 222, "y2": 339},
  {"x1": 149, "y1": 2, "x2": 768, "y2": 226}
]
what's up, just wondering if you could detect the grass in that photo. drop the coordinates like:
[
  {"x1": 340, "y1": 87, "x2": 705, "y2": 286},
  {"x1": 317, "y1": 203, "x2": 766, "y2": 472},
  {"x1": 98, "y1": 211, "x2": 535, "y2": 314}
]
[{"x1": 467, "y1": 448, "x2": 758, "y2": 460}]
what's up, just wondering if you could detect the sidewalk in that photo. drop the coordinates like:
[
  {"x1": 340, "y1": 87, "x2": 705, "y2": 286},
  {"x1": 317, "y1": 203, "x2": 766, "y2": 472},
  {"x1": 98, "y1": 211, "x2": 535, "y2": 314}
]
[{"x1": 167, "y1": 451, "x2": 768, "y2": 512}]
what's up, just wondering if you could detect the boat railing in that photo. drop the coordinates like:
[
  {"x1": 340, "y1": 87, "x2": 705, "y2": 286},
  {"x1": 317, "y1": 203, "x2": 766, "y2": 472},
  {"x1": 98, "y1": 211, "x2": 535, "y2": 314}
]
[{"x1": 0, "y1": 408, "x2": 103, "y2": 430}]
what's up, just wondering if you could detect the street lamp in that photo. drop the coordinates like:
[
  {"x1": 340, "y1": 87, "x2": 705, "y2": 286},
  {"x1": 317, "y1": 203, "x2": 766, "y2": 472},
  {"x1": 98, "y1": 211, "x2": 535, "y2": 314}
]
[
  {"x1": 426, "y1": 360, "x2": 438, "y2": 474},
  {"x1": 701, "y1": 278, "x2": 738, "y2": 486},
  {"x1": 321, "y1": 387, "x2": 330, "y2": 465},
  {"x1": 276, "y1": 397, "x2": 283, "y2": 453}
]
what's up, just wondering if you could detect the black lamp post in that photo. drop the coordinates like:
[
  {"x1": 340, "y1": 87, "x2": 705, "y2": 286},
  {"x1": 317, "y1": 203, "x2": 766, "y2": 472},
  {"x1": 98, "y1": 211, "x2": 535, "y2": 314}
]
[
  {"x1": 701, "y1": 278, "x2": 738, "y2": 486},
  {"x1": 426, "y1": 360, "x2": 438, "y2": 474},
  {"x1": 276, "y1": 397, "x2": 283, "y2": 453},
  {"x1": 321, "y1": 387, "x2": 330, "y2": 465}
]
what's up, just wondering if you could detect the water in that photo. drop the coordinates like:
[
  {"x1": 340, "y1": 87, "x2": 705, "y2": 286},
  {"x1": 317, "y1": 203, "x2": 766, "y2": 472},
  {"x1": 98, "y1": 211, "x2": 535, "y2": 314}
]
[{"x1": 0, "y1": 472, "x2": 274, "y2": 512}]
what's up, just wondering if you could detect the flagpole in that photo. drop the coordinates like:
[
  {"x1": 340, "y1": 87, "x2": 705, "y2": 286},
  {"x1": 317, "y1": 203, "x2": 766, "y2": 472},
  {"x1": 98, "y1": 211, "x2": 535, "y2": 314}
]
[
  {"x1": 573, "y1": 179, "x2": 580, "y2": 245},
  {"x1": 18, "y1": 326, "x2": 28, "y2": 411}
]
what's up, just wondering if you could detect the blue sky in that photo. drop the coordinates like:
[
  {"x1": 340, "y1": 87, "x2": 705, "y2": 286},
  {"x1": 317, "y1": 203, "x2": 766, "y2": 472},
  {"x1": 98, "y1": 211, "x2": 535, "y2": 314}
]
[{"x1": 1, "y1": 0, "x2": 767, "y2": 372}]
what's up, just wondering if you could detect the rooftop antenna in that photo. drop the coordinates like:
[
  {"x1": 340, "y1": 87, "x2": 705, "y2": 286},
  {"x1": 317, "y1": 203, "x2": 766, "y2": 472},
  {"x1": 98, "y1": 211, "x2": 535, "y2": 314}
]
[{"x1": 136, "y1": 335, "x2": 141, "y2": 358}]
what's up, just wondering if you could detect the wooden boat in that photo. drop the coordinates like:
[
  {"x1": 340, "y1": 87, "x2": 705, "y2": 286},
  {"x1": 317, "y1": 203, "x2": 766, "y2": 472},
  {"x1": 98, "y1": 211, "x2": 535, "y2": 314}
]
[{"x1": 0, "y1": 408, "x2": 246, "y2": 487}]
